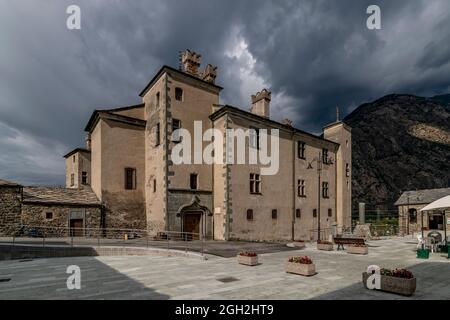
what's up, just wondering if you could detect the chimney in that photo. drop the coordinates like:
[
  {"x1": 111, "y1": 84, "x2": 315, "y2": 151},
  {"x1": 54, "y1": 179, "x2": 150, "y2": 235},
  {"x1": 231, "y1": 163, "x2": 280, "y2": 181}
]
[
  {"x1": 250, "y1": 89, "x2": 271, "y2": 118},
  {"x1": 85, "y1": 133, "x2": 91, "y2": 150},
  {"x1": 201, "y1": 64, "x2": 218, "y2": 84},
  {"x1": 181, "y1": 49, "x2": 201, "y2": 76},
  {"x1": 281, "y1": 118, "x2": 293, "y2": 127}
]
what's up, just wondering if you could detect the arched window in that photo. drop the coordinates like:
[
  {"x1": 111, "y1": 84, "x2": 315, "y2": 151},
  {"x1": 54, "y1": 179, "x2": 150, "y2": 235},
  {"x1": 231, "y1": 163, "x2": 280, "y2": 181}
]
[{"x1": 409, "y1": 208, "x2": 417, "y2": 224}]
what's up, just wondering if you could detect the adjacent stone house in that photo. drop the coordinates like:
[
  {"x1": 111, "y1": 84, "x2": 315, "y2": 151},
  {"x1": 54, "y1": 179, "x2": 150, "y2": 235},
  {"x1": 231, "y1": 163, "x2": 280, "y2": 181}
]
[
  {"x1": 62, "y1": 49, "x2": 352, "y2": 241},
  {"x1": 396, "y1": 188, "x2": 450, "y2": 234},
  {"x1": 0, "y1": 178, "x2": 102, "y2": 236}
]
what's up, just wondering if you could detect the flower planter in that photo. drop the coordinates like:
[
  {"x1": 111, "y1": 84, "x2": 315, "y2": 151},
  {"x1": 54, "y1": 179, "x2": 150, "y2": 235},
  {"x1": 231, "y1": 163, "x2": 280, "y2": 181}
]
[
  {"x1": 347, "y1": 245, "x2": 368, "y2": 255},
  {"x1": 362, "y1": 272, "x2": 416, "y2": 296},
  {"x1": 416, "y1": 248, "x2": 429, "y2": 259},
  {"x1": 293, "y1": 241, "x2": 305, "y2": 249},
  {"x1": 237, "y1": 254, "x2": 258, "y2": 266},
  {"x1": 317, "y1": 243, "x2": 333, "y2": 251},
  {"x1": 285, "y1": 262, "x2": 316, "y2": 276}
]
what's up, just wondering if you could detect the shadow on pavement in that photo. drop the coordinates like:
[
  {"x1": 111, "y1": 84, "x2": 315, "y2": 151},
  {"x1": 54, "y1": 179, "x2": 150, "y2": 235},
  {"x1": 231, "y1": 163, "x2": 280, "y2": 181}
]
[
  {"x1": 311, "y1": 261, "x2": 450, "y2": 300},
  {"x1": 0, "y1": 256, "x2": 170, "y2": 300}
]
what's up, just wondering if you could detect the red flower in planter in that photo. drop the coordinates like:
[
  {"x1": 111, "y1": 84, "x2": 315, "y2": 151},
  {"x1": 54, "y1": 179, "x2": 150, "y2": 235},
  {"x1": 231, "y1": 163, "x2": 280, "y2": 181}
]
[
  {"x1": 288, "y1": 256, "x2": 313, "y2": 264},
  {"x1": 392, "y1": 268, "x2": 414, "y2": 279},
  {"x1": 239, "y1": 251, "x2": 257, "y2": 257}
]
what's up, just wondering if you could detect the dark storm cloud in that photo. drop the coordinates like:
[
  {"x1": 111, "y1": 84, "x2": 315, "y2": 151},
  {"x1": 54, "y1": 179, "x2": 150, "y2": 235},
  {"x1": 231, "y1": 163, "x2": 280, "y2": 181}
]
[{"x1": 1, "y1": 0, "x2": 450, "y2": 185}]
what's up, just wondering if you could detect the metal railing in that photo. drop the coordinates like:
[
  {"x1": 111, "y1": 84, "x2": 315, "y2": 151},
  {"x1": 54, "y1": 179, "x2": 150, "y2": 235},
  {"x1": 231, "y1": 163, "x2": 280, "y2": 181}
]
[{"x1": 0, "y1": 224, "x2": 205, "y2": 256}]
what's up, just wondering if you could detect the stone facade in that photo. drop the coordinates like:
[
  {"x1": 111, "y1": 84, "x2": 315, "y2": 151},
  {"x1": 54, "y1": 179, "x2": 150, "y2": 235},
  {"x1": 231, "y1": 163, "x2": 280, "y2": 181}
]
[
  {"x1": 21, "y1": 204, "x2": 102, "y2": 236},
  {"x1": 0, "y1": 182, "x2": 22, "y2": 236},
  {"x1": 61, "y1": 49, "x2": 352, "y2": 241}
]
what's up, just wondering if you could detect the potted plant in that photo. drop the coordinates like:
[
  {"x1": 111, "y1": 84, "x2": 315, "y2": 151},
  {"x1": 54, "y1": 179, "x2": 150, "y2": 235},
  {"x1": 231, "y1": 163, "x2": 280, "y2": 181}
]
[
  {"x1": 362, "y1": 268, "x2": 416, "y2": 296},
  {"x1": 317, "y1": 240, "x2": 333, "y2": 251},
  {"x1": 237, "y1": 251, "x2": 258, "y2": 266},
  {"x1": 293, "y1": 240, "x2": 305, "y2": 248},
  {"x1": 347, "y1": 243, "x2": 368, "y2": 255},
  {"x1": 416, "y1": 248, "x2": 430, "y2": 259},
  {"x1": 285, "y1": 256, "x2": 316, "y2": 276}
]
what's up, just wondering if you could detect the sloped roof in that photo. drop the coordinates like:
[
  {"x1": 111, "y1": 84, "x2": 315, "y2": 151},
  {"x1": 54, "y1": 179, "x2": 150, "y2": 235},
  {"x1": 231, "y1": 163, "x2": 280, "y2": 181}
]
[
  {"x1": 0, "y1": 178, "x2": 22, "y2": 187},
  {"x1": 23, "y1": 186, "x2": 101, "y2": 206},
  {"x1": 395, "y1": 188, "x2": 450, "y2": 206}
]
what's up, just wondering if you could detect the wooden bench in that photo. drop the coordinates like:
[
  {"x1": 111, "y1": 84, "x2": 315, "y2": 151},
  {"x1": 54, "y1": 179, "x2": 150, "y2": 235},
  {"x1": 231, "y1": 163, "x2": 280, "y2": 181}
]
[{"x1": 333, "y1": 237, "x2": 365, "y2": 250}]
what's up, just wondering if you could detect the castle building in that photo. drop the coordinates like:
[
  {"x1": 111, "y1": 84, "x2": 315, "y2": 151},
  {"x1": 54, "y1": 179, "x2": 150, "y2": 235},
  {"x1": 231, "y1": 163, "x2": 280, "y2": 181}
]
[
  {"x1": 1, "y1": 50, "x2": 352, "y2": 241},
  {"x1": 63, "y1": 49, "x2": 352, "y2": 241}
]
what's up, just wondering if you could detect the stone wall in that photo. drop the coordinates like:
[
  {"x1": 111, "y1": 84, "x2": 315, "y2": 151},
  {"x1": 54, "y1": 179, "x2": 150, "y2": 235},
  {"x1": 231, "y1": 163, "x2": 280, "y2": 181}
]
[
  {"x1": 167, "y1": 190, "x2": 213, "y2": 237},
  {"x1": 21, "y1": 204, "x2": 102, "y2": 236},
  {"x1": 0, "y1": 186, "x2": 22, "y2": 236}
]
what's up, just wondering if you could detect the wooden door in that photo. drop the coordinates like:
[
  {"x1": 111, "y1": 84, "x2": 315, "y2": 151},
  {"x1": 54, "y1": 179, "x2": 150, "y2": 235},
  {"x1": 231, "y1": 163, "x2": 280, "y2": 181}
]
[
  {"x1": 70, "y1": 219, "x2": 84, "y2": 237},
  {"x1": 183, "y1": 213, "x2": 201, "y2": 239}
]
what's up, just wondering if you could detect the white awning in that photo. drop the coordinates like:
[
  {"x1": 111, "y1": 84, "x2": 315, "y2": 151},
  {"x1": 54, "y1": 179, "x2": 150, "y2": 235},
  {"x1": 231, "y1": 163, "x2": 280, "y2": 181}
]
[{"x1": 420, "y1": 195, "x2": 450, "y2": 212}]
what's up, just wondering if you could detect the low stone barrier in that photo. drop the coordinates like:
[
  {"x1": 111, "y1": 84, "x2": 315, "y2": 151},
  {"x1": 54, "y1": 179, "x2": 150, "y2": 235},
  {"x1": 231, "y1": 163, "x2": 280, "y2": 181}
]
[{"x1": 0, "y1": 244, "x2": 206, "y2": 261}]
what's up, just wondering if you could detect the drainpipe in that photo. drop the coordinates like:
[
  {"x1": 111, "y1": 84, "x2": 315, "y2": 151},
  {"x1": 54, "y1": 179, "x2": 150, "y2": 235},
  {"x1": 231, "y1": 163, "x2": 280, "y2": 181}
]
[
  {"x1": 291, "y1": 130, "x2": 296, "y2": 241},
  {"x1": 164, "y1": 73, "x2": 170, "y2": 231}
]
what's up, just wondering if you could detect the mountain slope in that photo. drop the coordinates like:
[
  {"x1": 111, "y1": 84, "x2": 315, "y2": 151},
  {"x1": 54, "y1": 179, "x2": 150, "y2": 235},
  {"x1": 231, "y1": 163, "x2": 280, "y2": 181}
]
[{"x1": 344, "y1": 94, "x2": 450, "y2": 211}]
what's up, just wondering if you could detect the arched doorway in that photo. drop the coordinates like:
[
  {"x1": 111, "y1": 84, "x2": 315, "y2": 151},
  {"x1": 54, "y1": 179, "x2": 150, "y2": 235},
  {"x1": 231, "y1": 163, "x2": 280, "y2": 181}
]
[{"x1": 177, "y1": 196, "x2": 211, "y2": 240}]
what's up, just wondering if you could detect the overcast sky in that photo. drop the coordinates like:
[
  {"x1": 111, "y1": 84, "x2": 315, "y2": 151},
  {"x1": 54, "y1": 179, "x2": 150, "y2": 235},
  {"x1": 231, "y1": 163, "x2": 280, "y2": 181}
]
[{"x1": 1, "y1": 0, "x2": 450, "y2": 186}]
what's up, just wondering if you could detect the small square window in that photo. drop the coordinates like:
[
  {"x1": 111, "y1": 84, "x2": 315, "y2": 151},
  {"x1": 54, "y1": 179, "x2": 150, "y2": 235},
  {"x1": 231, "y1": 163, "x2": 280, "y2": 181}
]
[
  {"x1": 250, "y1": 173, "x2": 261, "y2": 194},
  {"x1": 190, "y1": 173, "x2": 198, "y2": 190},
  {"x1": 155, "y1": 123, "x2": 161, "y2": 146},
  {"x1": 297, "y1": 141, "x2": 306, "y2": 159},
  {"x1": 46, "y1": 212, "x2": 53, "y2": 220},
  {"x1": 328, "y1": 208, "x2": 332, "y2": 217},
  {"x1": 156, "y1": 92, "x2": 160, "y2": 108},
  {"x1": 172, "y1": 119, "x2": 181, "y2": 142},
  {"x1": 124, "y1": 168, "x2": 136, "y2": 190},
  {"x1": 313, "y1": 209, "x2": 317, "y2": 218},
  {"x1": 296, "y1": 209, "x2": 301, "y2": 219},
  {"x1": 322, "y1": 148, "x2": 329, "y2": 164},
  {"x1": 246, "y1": 209, "x2": 253, "y2": 221},
  {"x1": 272, "y1": 209, "x2": 278, "y2": 220},
  {"x1": 175, "y1": 87, "x2": 183, "y2": 101},
  {"x1": 153, "y1": 179, "x2": 156, "y2": 193},
  {"x1": 81, "y1": 171, "x2": 88, "y2": 185}
]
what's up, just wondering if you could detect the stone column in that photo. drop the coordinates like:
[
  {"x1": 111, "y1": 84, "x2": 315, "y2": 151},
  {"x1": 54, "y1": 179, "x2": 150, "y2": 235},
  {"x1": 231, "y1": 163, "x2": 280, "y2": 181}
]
[{"x1": 358, "y1": 202, "x2": 365, "y2": 225}]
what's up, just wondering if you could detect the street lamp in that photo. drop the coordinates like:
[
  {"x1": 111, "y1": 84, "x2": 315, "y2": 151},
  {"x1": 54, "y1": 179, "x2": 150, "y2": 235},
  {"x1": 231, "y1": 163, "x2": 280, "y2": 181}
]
[{"x1": 307, "y1": 151, "x2": 323, "y2": 241}]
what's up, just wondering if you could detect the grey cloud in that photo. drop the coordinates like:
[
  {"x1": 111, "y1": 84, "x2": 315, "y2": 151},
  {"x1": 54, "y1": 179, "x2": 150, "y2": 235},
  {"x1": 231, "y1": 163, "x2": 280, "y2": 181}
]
[{"x1": 1, "y1": 0, "x2": 450, "y2": 185}]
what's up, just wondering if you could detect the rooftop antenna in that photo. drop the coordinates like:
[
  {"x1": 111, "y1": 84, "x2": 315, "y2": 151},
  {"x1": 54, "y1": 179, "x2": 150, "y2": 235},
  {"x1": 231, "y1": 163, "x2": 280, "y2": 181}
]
[{"x1": 336, "y1": 105, "x2": 340, "y2": 122}]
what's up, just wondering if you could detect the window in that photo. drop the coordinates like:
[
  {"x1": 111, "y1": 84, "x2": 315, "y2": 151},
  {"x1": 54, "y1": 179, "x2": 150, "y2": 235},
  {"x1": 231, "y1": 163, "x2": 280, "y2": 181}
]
[
  {"x1": 246, "y1": 209, "x2": 253, "y2": 221},
  {"x1": 322, "y1": 182, "x2": 329, "y2": 198},
  {"x1": 297, "y1": 141, "x2": 306, "y2": 159},
  {"x1": 297, "y1": 179, "x2": 306, "y2": 197},
  {"x1": 322, "y1": 148, "x2": 329, "y2": 164},
  {"x1": 124, "y1": 168, "x2": 136, "y2": 190},
  {"x1": 409, "y1": 209, "x2": 417, "y2": 224},
  {"x1": 175, "y1": 87, "x2": 183, "y2": 101},
  {"x1": 190, "y1": 173, "x2": 198, "y2": 190},
  {"x1": 156, "y1": 92, "x2": 160, "y2": 108},
  {"x1": 45, "y1": 212, "x2": 53, "y2": 220},
  {"x1": 172, "y1": 119, "x2": 181, "y2": 142},
  {"x1": 328, "y1": 208, "x2": 332, "y2": 217},
  {"x1": 296, "y1": 209, "x2": 301, "y2": 219},
  {"x1": 155, "y1": 123, "x2": 160, "y2": 146},
  {"x1": 250, "y1": 173, "x2": 261, "y2": 194},
  {"x1": 72, "y1": 155, "x2": 75, "y2": 163},
  {"x1": 249, "y1": 127, "x2": 260, "y2": 149},
  {"x1": 313, "y1": 209, "x2": 317, "y2": 218},
  {"x1": 70, "y1": 174, "x2": 74, "y2": 187},
  {"x1": 272, "y1": 209, "x2": 278, "y2": 220},
  {"x1": 153, "y1": 179, "x2": 156, "y2": 193},
  {"x1": 81, "y1": 171, "x2": 88, "y2": 185},
  {"x1": 346, "y1": 163, "x2": 350, "y2": 177}
]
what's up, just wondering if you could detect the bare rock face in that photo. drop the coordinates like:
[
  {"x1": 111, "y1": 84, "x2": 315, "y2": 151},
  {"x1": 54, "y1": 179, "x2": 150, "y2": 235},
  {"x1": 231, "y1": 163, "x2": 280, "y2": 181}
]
[{"x1": 344, "y1": 94, "x2": 450, "y2": 211}]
